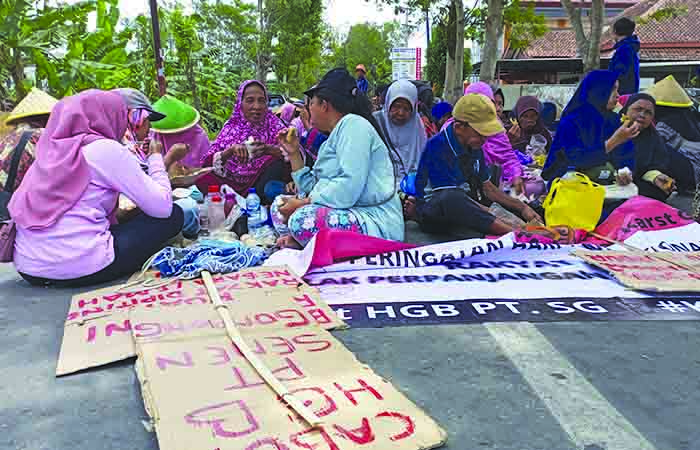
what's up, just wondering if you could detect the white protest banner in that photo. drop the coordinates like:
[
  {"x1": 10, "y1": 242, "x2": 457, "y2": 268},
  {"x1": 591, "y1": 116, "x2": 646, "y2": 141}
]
[{"x1": 299, "y1": 226, "x2": 700, "y2": 327}]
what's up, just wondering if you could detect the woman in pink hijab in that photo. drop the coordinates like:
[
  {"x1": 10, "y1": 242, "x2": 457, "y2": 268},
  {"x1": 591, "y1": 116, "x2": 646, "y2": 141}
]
[
  {"x1": 463, "y1": 82, "x2": 526, "y2": 194},
  {"x1": 9, "y1": 89, "x2": 186, "y2": 287}
]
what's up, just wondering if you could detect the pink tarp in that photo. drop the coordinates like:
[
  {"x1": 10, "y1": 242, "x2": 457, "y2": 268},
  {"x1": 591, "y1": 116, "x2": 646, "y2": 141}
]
[{"x1": 308, "y1": 229, "x2": 416, "y2": 269}]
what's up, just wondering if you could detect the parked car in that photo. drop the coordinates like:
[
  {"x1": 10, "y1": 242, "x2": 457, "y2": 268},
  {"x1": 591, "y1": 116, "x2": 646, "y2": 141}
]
[{"x1": 268, "y1": 94, "x2": 288, "y2": 111}]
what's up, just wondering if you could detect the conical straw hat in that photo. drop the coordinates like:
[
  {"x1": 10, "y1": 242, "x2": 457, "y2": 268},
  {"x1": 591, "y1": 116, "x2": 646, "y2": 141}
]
[
  {"x1": 5, "y1": 88, "x2": 59, "y2": 125},
  {"x1": 150, "y1": 95, "x2": 200, "y2": 134},
  {"x1": 645, "y1": 75, "x2": 693, "y2": 108}
]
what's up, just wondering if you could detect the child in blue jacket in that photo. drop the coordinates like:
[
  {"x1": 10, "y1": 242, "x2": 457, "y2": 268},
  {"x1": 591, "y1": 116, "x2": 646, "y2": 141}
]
[{"x1": 609, "y1": 17, "x2": 641, "y2": 95}]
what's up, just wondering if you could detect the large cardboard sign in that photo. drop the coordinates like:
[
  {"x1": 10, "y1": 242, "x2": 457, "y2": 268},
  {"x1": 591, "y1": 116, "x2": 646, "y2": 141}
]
[
  {"x1": 57, "y1": 267, "x2": 343, "y2": 376},
  {"x1": 133, "y1": 303, "x2": 447, "y2": 450},
  {"x1": 573, "y1": 251, "x2": 700, "y2": 292}
]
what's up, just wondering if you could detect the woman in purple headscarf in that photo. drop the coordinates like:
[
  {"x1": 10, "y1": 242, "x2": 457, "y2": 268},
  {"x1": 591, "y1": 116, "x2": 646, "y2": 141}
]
[
  {"x1": 200, "y1": 80, "x2": 288, "y2": 203},
  {"x1": 463, "y1": 82, "x2": 526, "y2": 195},
  {"x1": 507, "y1": 96, "x2": 553, "y2": 154}
]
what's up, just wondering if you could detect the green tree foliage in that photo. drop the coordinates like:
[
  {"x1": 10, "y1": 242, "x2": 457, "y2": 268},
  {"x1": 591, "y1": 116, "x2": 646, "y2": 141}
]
[
  {"x1": 425, "y1": 17, "x2": 471, "y2": 97},
  {"x1": 42, "y1": 0, "x2": 134, "y2": 97},
  {"x1": 267, "y1": 0, "x2": 325, "y2": 97},
  {"x1": 0, "y1": 0, "x2": 97, "y2": 98},
  {"x1": 331, "y1": 21, "x2": 404, "y2": 88}
]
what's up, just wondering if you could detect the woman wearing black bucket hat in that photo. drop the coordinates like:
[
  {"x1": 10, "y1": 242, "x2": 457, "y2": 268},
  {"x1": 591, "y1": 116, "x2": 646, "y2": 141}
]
[{"x1": 274, "y1": 68, "x2": 404, "y2": 248}]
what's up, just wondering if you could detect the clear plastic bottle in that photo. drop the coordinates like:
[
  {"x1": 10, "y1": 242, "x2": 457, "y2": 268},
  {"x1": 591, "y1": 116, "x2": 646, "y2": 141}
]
[
  {"x1": 197, "y1": 199, "x2": 210, "y2": 237},
  {"x1": 209, "y1": 194, "x2": 226, "y2": 231},
  {"x1": 246, "y1": 188, "x2": 264, "y2": 238},
  {"x1": 207, "y1": 185, "x2": 220, "y2": 207}
]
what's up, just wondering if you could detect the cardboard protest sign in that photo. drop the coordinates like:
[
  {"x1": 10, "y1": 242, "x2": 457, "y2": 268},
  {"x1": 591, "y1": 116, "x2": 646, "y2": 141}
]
[
  {"x1": 133, "y1": 303, "x2": 446, "y2": 450},
  {"x1": 56, "y1": 267, "x2": 343, "y2": 376},
  {"x1": 574, "y1": 251, "x2": 700, "y2": 292}
]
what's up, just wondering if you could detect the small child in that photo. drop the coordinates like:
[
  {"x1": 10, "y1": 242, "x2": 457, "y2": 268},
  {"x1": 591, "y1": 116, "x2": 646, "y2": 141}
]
[{"x1": 609, "y1": 17, "x2": 641, "y2": 95}]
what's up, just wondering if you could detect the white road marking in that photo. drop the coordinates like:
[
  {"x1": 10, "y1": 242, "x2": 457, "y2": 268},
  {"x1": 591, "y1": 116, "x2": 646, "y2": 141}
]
[{"x1": 486, "y1": 322, "x2": 657, "y2": 450}]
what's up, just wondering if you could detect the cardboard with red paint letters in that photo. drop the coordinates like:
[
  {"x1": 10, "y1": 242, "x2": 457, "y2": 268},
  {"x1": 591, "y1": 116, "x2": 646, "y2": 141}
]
[
  {"x1": 56, "y1": 266, "x2": 343, "y2": 376},
  {"x1": 574, "y1": 251, "x2": 700, "y2": 292},
  {"x1": 133, "y1": 303, "x2": 446, "y2": 450}
]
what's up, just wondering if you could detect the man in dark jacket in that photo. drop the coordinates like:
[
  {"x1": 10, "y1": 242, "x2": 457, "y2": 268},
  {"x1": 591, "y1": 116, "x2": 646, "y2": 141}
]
[{"x1": 609, "y1": 17, "x2": 641, "y2": 95}]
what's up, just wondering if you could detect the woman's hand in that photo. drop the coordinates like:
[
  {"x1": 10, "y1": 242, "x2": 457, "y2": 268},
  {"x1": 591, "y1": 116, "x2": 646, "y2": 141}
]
[
  {"x1": 285, "y1": 181, "x2": 298, "y2": 195},
  {"x1": 167, "y1": 143, "x2": 190, "y2": 162},
  {"x1": 607, "y1": 121, "x2": 641, "y2": 152},
  {"x1": 164, "y1": 143, "x2": 191, "y2": 169},
  {"x1": 616, "y1": 171, "x2": 633, "y2": 186},
  {"x1": 277, "y1": 129, "x2": 301, "y2": 158},
  {"x1": 148, "y1": 139, "x2": 164, "y2": 156},
  {"x1": 277, "y1": 128, "x2": 304, "y2": 171},
  {"x1": 654, "y1": 173, "x2": 676, "y2": 194},
  {"x1": 249, "y1": 143, "x2": 283, "y2": 160},
  {"x1": 507, "y1": 122, "x2": 521, "y2": 140},
  {"x1": 300, "y1": 107, "x2": 311, "y2": 130},
  {"x1": 222, "y1": 144, "x2": 248, "y2": 163},
  {"x1": 278, "y1": 196, "x2": 309, "y2": 220},
  {"x1": 512, "y1": 177, "x2": 526, "y2": 196}
]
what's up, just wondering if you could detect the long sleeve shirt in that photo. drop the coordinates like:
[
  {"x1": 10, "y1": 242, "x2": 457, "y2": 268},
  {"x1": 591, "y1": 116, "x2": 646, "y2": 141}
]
[
  {"x1": 14, "y1": 139, "x2": 172, "y2": 280},
  {"x1": 292, "y1": 114, "x2": 404, "y2": 241}
]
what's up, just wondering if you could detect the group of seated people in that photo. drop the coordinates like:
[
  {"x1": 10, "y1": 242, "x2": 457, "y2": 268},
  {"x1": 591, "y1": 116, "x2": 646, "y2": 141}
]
[{"x1": 1, "y1": 67, "x2": 699, "y2": 288}]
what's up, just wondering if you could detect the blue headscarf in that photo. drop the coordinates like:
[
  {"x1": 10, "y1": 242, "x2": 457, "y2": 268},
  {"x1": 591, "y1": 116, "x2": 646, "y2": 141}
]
[{"x1": 543, "y1": 70, "x2": 632, "y2": 180}]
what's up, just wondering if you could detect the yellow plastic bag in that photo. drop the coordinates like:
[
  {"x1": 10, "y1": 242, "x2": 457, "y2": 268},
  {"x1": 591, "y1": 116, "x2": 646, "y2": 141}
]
[{"x1": 543, "y1": 172, "x2": 605, "y2": 231}]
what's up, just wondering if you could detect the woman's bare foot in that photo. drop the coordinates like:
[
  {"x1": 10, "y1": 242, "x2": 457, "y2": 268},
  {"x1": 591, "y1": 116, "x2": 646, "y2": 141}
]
[
  {"x1": 276, "y1": 235, "x2": 303, "y2": 249},
  {"x1": 403, "y1": 196, "x2": 418, "y2": 221}
]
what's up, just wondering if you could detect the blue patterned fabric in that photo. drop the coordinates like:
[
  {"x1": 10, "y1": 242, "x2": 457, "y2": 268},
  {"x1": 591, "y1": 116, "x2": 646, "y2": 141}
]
[{"x1": 151, "y1": 240, "x2": 265, "y2": 279}]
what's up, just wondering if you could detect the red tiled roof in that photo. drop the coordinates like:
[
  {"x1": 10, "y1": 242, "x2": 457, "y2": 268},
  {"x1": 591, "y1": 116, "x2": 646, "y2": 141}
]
[{"x1": 517, "y1": 0, "x2": 700, "y2": 60}]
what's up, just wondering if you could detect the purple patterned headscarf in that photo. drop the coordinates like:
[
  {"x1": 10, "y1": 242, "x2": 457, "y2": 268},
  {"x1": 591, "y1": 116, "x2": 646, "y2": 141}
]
[{"x1": 203, "y1": 80, "x2": 285, "y2": 193}]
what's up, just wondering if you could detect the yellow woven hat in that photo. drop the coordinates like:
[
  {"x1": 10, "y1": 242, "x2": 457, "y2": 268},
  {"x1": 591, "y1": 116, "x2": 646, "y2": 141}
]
[
  {"x1": 646, "y1": 75, "x2": 693, "y2": 108},
  {"x1": 5, "y1": 88, "x2": 59, "y2": 125}
]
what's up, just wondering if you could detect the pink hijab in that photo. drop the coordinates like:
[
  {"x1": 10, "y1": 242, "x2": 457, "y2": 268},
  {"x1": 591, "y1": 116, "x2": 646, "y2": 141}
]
[
  {"x1": 9, "y1": 89, "x2": 127, "y2": 229},
  {"x1": 203, "y1": 80, "x2": 285, "y2": 193},
  {"x1": 463, "y1": 82, "x2": 523, "y2": 183}
]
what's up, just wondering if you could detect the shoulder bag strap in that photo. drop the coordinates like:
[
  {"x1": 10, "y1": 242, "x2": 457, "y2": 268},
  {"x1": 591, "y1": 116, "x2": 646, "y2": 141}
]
[{"x1": 5, "y1": 131, "x2": 33, "y2": 194}]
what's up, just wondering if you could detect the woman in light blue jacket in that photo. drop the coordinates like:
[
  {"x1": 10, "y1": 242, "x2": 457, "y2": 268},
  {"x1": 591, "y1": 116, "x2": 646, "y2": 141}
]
[{"x1": 275, "y1": 68, "x2": 404, "y2": 248}]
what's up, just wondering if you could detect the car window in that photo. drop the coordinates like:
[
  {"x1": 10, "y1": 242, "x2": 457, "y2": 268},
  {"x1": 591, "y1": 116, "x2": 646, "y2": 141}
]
[{"x1": 268, "y1": 97, "x2": 284, "y2": 108}]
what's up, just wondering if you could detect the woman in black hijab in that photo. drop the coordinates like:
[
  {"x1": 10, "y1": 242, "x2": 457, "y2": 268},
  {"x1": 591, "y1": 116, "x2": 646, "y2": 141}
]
[{"x1": 622, "y1": 93, "x2": 697, "y2": 202}]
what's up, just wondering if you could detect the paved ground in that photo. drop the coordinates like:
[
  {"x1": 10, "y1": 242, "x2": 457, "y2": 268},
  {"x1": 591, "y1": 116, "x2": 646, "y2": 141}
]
[{"x1": 1, "y1": 195, "x2": 698, "y2": 450}]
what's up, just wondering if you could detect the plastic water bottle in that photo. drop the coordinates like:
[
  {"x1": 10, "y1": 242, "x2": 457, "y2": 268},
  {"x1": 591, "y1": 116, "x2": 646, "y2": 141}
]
[
  {"x1": 207, "y1": 185, "x2": 220, "y2": 207},
  {"x1": 246, "y1": 188, "x2": 264, "y2": 236},
  {"x1": 197, "y1": 199, "x2": 210, "y2": 237},
  {"x1": 209, "y1": 194, "x2": 226, "y2": 231}
]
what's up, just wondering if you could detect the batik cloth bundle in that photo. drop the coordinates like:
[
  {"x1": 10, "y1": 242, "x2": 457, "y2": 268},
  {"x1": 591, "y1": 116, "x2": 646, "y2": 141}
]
[{"x1": 150, "y1": 240, "x2": 265, "y2": 279}]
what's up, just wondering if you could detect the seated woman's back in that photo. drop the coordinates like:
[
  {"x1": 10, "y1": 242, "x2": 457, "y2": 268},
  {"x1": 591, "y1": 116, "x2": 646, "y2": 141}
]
[{"x1": 9, "y1": 90, "x2": 181, "y2": 286}]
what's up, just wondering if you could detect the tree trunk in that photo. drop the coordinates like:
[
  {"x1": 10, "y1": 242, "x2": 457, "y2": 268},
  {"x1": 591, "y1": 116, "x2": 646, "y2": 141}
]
[
  {"x1": 255, "y1": 0, "x2": 267, "y2": 83},
  {"x1": 480, "y1": 0, "x2": 504, "y2": 83},
  {"x1": 561, "y1": 0, "x2": 605, "y2": 74},
  {"x1": 443, "y1": 0, "x2": 464, "y2": 104},
  {"x1": 584, "y1": 0, "x2": 605, "y2": 73},
  {"x1": 187, "y1": 57, "x2": 200, "y2": 110},
  {"x1": 11, "y1": 49, "x2": 26, "y2": 100}
]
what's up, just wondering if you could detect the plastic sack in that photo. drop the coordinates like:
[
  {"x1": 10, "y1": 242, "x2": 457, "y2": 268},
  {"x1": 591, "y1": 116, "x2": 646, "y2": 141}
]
[{"x1": 543, "y1": 172, "x2": 605, "y2": 231}]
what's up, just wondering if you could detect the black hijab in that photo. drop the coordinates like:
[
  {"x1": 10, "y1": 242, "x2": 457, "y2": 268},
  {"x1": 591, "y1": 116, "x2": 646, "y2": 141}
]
[
  {"x1": 655, "y1": 104, "x2": 700, "y2": 142},
  {"x1": 621, "y1": 93, "x2": 671, "y2": 177}
]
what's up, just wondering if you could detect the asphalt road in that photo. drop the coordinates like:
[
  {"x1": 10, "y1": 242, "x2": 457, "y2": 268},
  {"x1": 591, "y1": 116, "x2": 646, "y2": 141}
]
[{"x1": 1, "y1": 195, "x2": 698, "y2": 450}]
